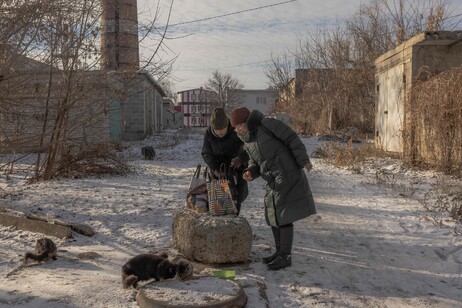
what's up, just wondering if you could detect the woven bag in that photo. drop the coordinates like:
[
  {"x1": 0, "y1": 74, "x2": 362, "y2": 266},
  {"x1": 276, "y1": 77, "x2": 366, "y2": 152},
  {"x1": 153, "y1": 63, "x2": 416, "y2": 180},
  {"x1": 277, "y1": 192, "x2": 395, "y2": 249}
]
[{"x1": 206, "y1": 164, "x2": 237, "y2": 216}]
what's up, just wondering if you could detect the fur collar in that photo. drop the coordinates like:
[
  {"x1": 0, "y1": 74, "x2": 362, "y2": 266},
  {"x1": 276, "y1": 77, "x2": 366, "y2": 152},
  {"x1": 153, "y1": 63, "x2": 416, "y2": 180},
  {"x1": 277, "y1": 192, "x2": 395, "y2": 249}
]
[{"x1": 247, "y1": 110, "x2": 265, "y2": 139}]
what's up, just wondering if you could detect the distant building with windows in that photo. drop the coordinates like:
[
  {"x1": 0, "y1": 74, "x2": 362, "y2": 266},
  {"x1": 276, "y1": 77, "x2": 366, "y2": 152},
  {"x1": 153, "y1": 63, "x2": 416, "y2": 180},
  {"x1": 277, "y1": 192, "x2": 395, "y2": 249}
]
[
  {"x1": 177, "y1": 88, "x2": 218, "y2": 127},
  {"x1": 230, "y1": 89, "x2": 277, "y2": 115}
]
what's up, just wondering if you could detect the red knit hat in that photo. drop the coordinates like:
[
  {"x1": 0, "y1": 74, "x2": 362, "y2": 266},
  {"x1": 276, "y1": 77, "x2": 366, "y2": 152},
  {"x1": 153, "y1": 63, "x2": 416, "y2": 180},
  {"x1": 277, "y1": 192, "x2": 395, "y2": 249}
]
[{"x1": 230, "y1": 106, "x2": 250, "y2": 127}]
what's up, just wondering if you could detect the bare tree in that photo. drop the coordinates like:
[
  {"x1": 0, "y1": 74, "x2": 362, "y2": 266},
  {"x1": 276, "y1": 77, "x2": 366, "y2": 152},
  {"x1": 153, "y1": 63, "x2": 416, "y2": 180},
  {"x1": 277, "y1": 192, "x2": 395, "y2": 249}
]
[
  {"x1": 0, "y1": 0, "x2": 176, "y2": 180},
  {"x1": 204, "y1": 70, "x2": 244, "y2": 108},
  {"x1": 378, "y1": 0, "x2": 452, "y2": 43},
  {"x1": 264, "y1": 52, "x2": 295, "y2": 112},
  {"x1": 265, "y1": 0, "x2": 453, "y2": 135}
]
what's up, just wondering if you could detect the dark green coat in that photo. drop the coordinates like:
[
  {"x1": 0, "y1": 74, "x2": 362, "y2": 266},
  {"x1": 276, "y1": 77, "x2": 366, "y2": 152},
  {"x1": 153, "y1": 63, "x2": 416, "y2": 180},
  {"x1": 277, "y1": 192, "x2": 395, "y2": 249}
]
[{"x1": 240, "y1": 110, "x2": 316, "y2": 227}]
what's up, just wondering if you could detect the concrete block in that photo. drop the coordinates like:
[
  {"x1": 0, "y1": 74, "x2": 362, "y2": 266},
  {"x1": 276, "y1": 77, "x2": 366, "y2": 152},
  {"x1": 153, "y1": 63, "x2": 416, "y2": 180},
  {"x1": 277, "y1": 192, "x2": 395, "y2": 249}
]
[{"x1": 172, "y1": 208, "x2": 252, "y2": 264}]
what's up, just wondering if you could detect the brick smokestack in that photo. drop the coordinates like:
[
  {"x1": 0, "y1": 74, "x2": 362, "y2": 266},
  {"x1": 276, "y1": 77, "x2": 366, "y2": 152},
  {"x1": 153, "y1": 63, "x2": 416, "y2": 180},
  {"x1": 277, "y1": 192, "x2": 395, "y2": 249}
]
[{"x1": 101, "y1": 0, "x2": 139, "y2": 71}]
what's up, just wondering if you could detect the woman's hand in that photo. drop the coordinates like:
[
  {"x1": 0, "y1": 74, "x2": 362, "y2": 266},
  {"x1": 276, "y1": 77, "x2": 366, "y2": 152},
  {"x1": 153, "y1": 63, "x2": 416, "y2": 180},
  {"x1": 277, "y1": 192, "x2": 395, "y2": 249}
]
[
  {"x1": 243, "y1": 170, "x2": 253, "y2": 181},
  {"x1": 230, "y1": 157, "x2": 242, "y2": 168},
  {"x1": 304, "y1": 162, "x2": 313, "y2": 172}
]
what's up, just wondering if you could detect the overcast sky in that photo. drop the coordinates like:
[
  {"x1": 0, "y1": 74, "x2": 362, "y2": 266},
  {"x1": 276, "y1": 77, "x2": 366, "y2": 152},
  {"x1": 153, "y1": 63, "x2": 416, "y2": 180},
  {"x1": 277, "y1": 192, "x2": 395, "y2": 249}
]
[{"x1": 137, "y1": 0, "x2": 462, "y2": 93}]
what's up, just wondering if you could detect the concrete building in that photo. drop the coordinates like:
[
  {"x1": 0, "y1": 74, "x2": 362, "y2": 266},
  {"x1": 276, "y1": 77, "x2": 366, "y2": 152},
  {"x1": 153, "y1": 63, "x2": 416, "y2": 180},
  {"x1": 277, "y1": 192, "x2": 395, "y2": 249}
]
[
  {"x1": 177, "y1": 88, "x2": 218, "y2": 127},
  {"x1": 101, "y1": 0, "x2": 166, "y2": 141},
  {"x1": 0, "y1": 0, "x2": 169, "y2": 152},
  {"x1": 374, "y1": 31, "x2": 462, "y2": 153},
  {"x1": 279, "y1": 69, "x2": 331, "y2": 102},
  {"x1": 163, "y1": 97, "x2": 183, "y2": 130},
  {"x1": 230, "y1": 89, "x2": 277, "y2": 115}
]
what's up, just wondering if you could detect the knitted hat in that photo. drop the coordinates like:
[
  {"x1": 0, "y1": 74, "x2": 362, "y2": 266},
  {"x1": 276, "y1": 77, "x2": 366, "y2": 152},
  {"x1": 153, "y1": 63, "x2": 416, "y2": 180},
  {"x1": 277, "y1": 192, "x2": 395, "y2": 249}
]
[
  {"x1": 230, "y1": 106, "x2": 250, "y2": 127},
  {"x1": 210, "y1": 107, "x2": 229, "y2": 130}
]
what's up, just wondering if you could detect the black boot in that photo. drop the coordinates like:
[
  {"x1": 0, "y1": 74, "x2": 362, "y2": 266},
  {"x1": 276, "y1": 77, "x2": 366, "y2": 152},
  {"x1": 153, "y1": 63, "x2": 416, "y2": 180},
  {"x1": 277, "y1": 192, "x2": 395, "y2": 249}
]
[
  {"x1": 235, "y1": 202, "x2": 241, "y2": 216},
  {"x1": 267, "y1": 225, "x2": 293, "y2": 271},
  {"x1": 262, "y1": 226, "x2": 280, "y2": 264}
]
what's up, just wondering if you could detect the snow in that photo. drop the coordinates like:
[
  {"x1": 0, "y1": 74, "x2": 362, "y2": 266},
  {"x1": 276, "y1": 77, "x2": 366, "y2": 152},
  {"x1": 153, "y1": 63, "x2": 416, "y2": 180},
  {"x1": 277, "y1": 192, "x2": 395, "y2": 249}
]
[
  {"x1": 1, "y1": 128, "x2": 462, "y2": 308},
  {"x1": 142, "y1": 277, "x2": 241, "y2": 305}
]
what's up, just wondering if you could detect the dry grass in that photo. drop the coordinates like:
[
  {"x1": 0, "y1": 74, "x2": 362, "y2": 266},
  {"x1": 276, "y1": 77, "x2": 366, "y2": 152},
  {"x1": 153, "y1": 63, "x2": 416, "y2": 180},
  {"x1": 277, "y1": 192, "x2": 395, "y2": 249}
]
[
  {"x1": 317, "y1": 140, "x2": 395, "y2": 171},
  {"x1": 406, "y1": 66, "x2": 462, "y2": 177}
]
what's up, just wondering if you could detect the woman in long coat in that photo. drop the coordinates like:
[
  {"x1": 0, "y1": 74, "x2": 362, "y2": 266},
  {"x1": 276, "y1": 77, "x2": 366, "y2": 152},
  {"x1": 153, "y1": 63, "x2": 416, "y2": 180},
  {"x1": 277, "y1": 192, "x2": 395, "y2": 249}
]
[{"x1": 230, "y1": 106, "x2": 316, "y2": 270}]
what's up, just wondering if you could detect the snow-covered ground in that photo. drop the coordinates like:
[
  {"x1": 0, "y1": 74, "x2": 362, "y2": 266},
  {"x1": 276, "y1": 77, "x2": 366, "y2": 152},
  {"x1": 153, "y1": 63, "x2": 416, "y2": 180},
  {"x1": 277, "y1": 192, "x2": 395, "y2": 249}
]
[{"x1": 0, "y1": 128, "x2": 461, "y2": 308}]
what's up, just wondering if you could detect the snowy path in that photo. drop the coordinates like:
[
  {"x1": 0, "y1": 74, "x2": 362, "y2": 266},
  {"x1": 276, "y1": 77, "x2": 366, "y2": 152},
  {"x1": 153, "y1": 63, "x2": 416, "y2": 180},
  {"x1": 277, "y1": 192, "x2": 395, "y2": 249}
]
[
  {"x1": 239, "y1": 155, "x2": 462, "y2": 308},
  {"x1": 0, "y1": 129, "x2": 461, "y2": 307}
]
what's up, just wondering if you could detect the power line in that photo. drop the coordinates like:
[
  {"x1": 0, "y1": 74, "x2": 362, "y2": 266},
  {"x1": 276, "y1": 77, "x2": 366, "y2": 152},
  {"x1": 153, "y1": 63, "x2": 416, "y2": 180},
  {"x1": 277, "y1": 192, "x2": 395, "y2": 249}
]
[
  {"x1": 177, "y1": 11, "x2": 462, "y2": 72},
  {"x1": 178, "y1": 58, "x2": 276, "y2": 71},
  {"x1": 162, "y1": 0, "x2": 297, "y2": 28}
]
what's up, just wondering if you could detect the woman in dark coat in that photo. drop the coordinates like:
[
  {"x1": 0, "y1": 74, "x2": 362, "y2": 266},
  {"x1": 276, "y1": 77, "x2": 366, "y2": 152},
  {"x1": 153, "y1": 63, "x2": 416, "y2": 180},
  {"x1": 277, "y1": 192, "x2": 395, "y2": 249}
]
[
  {"x1": 201, "y1": 107, "x2": 249, "y2": 215},
  {"x1": 230, "y1": 106, "x2": 316, "y2": 270}
]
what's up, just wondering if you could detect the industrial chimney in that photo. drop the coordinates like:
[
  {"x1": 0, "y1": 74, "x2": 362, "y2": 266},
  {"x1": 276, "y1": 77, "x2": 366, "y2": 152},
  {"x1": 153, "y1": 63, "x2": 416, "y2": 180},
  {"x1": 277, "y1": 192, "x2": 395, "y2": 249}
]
[{"x1": 100, "y1": 0, "x2": 139, "y2": 71}]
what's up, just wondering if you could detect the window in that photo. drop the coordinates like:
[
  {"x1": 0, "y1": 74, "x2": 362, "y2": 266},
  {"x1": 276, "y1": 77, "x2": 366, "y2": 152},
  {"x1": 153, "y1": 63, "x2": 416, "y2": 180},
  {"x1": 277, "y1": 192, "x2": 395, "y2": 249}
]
[{"x1": 256, "y1": 97, "x2": 266, "y2": 104}]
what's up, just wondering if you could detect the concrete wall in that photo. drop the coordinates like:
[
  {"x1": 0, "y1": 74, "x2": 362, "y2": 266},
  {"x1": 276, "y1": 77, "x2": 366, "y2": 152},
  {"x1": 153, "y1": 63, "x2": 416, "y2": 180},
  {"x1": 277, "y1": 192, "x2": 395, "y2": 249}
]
[
  {"x1": 0, "y1": 70, "x2": 114, "y2": 153},
  {"x1": 163, "y1": 99, "x2": 183, "y2": 130},
  {"x1": 231, "y1": 89, "x2": 277, "y2": 115},
  {"x1": 154, "y1": 91, "x2": 163, "y2": 132},
  {"x1": 121, "y1": 76, "x2": 146, "y2": 140},
  {"x1": 120, "y1": 73, "x2": 166, "y2": 140}
]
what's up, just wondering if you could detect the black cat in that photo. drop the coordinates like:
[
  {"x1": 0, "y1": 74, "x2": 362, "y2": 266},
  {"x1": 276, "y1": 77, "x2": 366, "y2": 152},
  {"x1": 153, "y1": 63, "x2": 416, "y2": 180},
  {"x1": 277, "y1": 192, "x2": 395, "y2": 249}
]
[
  {"x1": 122, "y1": 253, "x2": 177, "y2": 288},
  {"x1": 141, "y1": 146, "x2": 156, "y2": 160},
  {"x1": 23, "y1": 238, "x2": 57, "y2": 263}
]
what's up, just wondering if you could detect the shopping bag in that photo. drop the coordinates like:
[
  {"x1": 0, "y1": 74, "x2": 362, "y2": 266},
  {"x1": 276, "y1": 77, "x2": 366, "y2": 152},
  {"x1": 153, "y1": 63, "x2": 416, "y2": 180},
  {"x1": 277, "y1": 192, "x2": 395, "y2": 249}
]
[
  {"x1": 206, "y1": 164, "x2": 237, "y2": 216},
  {"x1": 188, "y1": 165, "x2": 206, "y2": 191},
  {"x1": 186, "y1": 164, "x2": 208, "y2": 213}
]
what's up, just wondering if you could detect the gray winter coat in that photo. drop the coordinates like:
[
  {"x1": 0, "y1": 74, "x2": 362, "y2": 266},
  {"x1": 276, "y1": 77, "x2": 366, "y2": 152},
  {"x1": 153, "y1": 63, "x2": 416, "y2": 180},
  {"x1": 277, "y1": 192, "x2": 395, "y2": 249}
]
[{"x1": 239, "y1": 110, "x2": 316, "y2": 227}]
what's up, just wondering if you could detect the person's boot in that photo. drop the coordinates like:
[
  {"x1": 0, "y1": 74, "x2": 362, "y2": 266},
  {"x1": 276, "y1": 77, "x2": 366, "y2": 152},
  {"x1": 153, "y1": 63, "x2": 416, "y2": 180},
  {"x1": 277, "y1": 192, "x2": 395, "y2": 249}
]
[
  {"x1": 235, "y1": 202, "x2": 241, "y2": 216},
  {"x1": 267, "y1": 225, "x2": 293, "y2": 270},
  {"x1": 262, "y1": 226, "x2": 280, "y2": 264}
]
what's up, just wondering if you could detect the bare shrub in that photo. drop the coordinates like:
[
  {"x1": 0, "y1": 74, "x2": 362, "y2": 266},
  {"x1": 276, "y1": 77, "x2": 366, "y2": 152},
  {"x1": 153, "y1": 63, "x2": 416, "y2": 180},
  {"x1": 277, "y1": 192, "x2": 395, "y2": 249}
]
[
  {"x1": 318, "y1": 140, "x2": 393, "y2": 169},
  {"x1": 420, "y1": 177, "x2": 462, "y2": 234},
  {"x1": 34, "y1": 144, "x2": 132, "y2": 181},
  {"x1": 405, "y1": 66, "x2": 462, "y2": 176}
]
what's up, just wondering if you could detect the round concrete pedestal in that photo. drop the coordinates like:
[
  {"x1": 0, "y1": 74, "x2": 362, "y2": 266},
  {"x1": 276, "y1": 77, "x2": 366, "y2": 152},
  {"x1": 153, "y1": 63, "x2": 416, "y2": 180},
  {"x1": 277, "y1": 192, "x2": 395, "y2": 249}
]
[{"x1": 136, "y1": 276, "x2": 246, "y2": 308}]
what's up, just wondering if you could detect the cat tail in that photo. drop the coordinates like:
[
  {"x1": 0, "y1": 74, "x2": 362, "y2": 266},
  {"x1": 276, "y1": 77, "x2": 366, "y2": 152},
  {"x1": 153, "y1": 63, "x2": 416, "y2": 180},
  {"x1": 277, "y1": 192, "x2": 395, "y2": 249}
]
[{"x1": 23, "y1": 251, "x2": 53, "y2": 263}]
